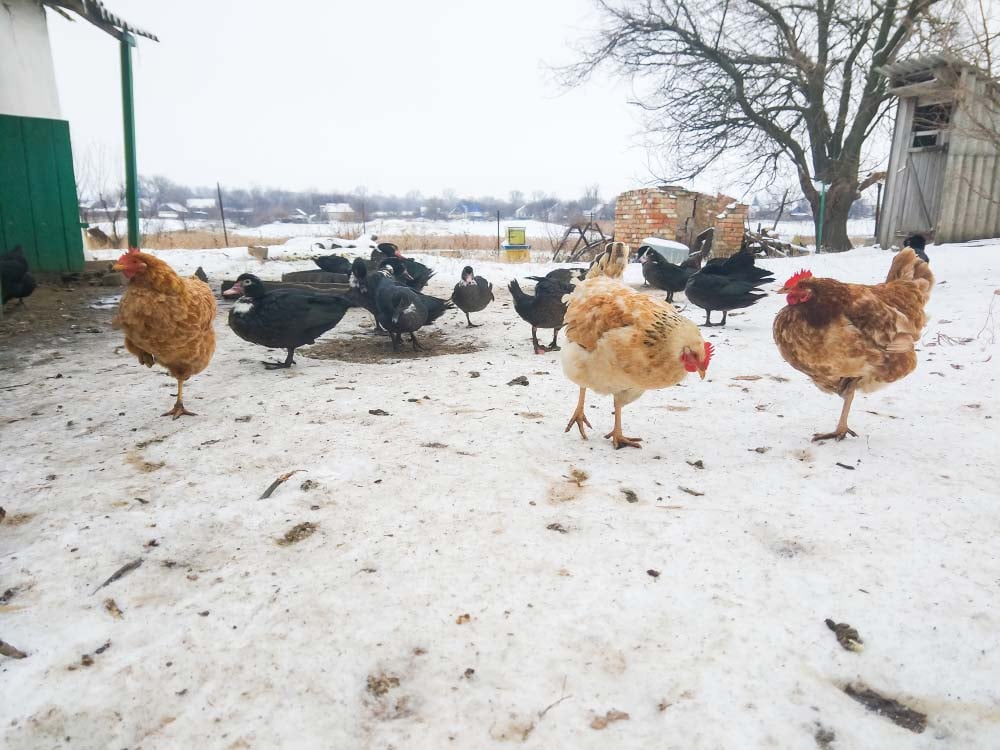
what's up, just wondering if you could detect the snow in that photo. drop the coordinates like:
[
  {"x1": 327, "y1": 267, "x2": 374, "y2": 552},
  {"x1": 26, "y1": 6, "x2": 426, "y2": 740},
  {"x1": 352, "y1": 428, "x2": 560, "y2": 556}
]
[
  {"x1": 764, "y1": 218, "x2": 878, "y2": 240},
  {"x1": 2, "y1": 239, "x2": 999, "y2": 748}
]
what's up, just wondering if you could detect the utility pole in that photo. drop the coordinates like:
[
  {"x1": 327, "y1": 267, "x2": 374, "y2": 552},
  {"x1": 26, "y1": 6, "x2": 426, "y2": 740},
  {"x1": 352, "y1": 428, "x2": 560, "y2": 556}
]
[
  {"x1": 120, "y1": 32, "x2": 140, "y2": 248},
  {"x1": 217, "y1": 182, "x2": 229, "y2": 247}
]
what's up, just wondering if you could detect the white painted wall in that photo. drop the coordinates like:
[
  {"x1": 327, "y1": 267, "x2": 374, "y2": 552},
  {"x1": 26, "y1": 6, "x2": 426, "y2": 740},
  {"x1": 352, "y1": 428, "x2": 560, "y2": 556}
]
[{"x1": 0, "y1": 0, "x2": 61, "y2": 119}]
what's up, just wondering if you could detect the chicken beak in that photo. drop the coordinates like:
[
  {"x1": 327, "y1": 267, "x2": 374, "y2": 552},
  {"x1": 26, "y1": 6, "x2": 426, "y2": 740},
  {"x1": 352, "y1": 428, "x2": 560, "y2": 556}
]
[
  {"x1": 112, "y1": 262, "x2": 124, "y2": 271},
  {"x1": 776, "y1": 285, "x2": 789, "y2": 294},
  {"x1": 698, "y1": 368, "x2": 706, "y2": 380}
]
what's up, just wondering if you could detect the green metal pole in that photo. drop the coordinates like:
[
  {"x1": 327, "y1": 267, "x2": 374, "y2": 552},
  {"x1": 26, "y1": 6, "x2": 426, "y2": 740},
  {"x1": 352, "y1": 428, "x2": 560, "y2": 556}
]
[
  {"x1": 816, "y1": 183, "x2": 826, "y2": 253},
  {"x1": 120, "y1": 32, "x2": 140, "y2": 248}
]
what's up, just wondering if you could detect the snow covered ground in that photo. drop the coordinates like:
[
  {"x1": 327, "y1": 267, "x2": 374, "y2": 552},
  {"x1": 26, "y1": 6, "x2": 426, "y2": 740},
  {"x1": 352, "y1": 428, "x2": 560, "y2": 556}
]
[
  {"x1": 2, "y1": 240, "x2": 998, "y2": 748},
  {"x1": 766, "y1": 218, "x2": 878, "y2": 240}
]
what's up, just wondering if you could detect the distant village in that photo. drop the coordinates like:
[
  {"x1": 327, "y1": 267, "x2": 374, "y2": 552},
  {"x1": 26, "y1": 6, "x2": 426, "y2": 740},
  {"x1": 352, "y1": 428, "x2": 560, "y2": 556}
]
[{"x1": 76, "y1": 180, "x2": 876, "y2": 230}]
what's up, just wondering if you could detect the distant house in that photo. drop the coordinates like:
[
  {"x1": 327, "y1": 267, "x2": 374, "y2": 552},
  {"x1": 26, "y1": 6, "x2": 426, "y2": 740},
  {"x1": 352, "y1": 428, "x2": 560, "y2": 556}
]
[
  {"x1": 319, "y1": 202, "x2": 354, "y2": 221},
  {"x1": 156, "y1": 202, "x2": 188, "y2": 220},
  {"x1": 279, "y1": 208, "x2": 312, "y2": 224},
  {"x1": 186, "y1": 197, "x2": 216, "y2": 210},
  {"x1": 448, "y1": 202, "x2": 487, "y2": 220}
]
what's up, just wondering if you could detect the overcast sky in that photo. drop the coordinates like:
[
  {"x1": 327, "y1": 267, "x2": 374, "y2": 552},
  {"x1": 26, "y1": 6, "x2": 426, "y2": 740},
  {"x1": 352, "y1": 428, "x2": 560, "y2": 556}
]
[{"x1": 46, "y1": 0, "x2": 683, "y2": 201}]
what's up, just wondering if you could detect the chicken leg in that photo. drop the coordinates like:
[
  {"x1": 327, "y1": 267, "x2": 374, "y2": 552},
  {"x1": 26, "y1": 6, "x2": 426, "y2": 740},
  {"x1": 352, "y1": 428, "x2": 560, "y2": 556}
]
[
  {"x1": 264, "y1": 348, "x2": 296, "y2": 369},
  {"x1": 546, "y1": 328, "x2": 561, "y2": 352},
  {"x1": 564, "y1": 387, "x2": 592, "y2": 439},
  {"x1": 162, "y1": 378, "x2": 196, "y2": 419},
  {"x1": 604, "y1": 394, "x2": 643, "y2": 449},
  {"x1": 813, "y1": 382, "x2": 858, "y2": 442},
  {"x1": 464, "y1": 312, "x2": 481, "y2": 328},
  {"x1": 531, "y1": 326, "x2": 546, "y2": 354}
]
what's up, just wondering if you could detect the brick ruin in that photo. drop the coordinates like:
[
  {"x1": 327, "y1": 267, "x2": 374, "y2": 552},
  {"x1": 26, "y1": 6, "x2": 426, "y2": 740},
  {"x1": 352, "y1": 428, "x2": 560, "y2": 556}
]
[{"x1": 614, "y1": 186, "x2": 750, "y2": 257}]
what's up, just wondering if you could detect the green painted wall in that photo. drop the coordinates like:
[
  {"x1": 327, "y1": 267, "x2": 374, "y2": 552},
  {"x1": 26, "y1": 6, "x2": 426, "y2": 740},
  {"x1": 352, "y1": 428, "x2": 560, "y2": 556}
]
[{"x1": 0, "y1": 113, "x2": 84, "y2": 272}]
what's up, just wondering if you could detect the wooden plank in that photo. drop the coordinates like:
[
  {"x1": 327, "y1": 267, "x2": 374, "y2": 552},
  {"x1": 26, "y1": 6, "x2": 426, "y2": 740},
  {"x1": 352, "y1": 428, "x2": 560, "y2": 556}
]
[
  {"x1": 51, "y1": 120, "x2": 85, "y2": 271},
  {"x1": 21, "y1": 117, "x2": 64, "y2": 272},
  {"x1": 0, "y1": 115, "x2": 36, "y2": 259}
]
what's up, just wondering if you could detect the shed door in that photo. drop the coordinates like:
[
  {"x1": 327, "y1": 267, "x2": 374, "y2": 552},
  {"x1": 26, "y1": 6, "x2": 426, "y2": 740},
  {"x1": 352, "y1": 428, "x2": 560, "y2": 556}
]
[
  {"x1": 0, "y1": 114, "x2": 84, "y2": 272},
  {"x1": 897, "y1": 147, "x2": 946, "y2": 234}
]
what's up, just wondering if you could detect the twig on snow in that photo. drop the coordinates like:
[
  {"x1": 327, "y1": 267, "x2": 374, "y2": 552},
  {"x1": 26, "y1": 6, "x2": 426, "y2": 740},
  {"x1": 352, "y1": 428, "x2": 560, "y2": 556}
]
[
  {"x1": 260, "y1": 470, "x2": 305, "y2": 499},
  {"x1": 92, "y1": 558, "x2": 143, "y2": 595},
  {"x1": 538, "y1": 677, "x2": 571, "y2": 719}
]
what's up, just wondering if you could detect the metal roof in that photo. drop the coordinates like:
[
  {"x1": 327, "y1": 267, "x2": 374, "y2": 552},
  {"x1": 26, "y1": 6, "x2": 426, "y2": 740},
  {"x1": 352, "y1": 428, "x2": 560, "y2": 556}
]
[{"x1": 44, "y1": 0, "x2": 158, "y2": 42}]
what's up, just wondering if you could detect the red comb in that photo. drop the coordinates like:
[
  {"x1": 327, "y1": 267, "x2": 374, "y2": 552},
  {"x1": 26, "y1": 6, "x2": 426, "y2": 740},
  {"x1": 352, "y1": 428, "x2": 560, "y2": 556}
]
[
  {"x1": 116, "y1": 247, "x2": 142, "y2": 264},
  {"x1": 703, "y1": 341, "x2": 715, "y2": 366},
  {"x1": 783, "y1": 269, "x2": 812, "y2": 288}
]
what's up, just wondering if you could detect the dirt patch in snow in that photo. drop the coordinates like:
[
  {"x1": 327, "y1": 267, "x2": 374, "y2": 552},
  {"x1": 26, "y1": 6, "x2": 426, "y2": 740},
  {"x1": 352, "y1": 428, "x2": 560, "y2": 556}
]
[
  {"x1": 276, "y1": 521, "x2": 318, "y2": 546},
  {"x1": 0, "y1": 286, "x2": 116, "y2": 355},
  {"x1": 300, "y1": 329, "x2": 481, "y2": 363}
]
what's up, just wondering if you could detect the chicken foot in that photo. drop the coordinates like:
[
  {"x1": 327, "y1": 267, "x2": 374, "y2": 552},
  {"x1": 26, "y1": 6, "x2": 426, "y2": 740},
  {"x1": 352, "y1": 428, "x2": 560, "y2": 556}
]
[
  {"x1": 813, "y1": 383, "x2": 858, "y2": 442},
  {"x1": 464, "y1": 312, "x2": 481, "y2": 328},
  {"x1": 409, "y1": 333, "x2": 424, "y2": 351},
  {"x1": 263, "y1": 348, "x2": 296, "y2": 369},
  {"x1": 604, "y1": 395, "x2": 643, "y2": 449},
  {"x1": 564, "y1": 387, "x2": 592, "y2": 439},
  {"x1": 162, "y1": 378, "x2": 196, "y2": 419},
  {"x1": 531, "y1": 326, "x2": 546, "y2": 354}
]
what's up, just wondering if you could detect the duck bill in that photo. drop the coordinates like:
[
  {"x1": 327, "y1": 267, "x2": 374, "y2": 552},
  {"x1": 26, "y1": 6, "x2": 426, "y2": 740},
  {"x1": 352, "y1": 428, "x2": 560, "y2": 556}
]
[{"x1": 223, "y1": 282, "x2": 243, "y2": 298}]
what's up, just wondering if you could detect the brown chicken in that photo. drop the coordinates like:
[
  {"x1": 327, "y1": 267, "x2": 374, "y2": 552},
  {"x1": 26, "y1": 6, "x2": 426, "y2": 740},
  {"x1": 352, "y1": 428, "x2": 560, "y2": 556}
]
[
  {"x1": 112, "y1": 248, "x2": 217, "y2": 418},
  {"x1": 772, "y1": 248, "x2": 934, "y2": 441},
  {"x1": 561, "y1": 242, "x2": 714, "y2": 449}
]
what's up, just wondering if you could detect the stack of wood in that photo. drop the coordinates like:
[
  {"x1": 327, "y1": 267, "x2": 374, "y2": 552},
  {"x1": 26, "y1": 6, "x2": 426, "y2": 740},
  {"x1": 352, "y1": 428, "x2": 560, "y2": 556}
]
[{"x1": 742, "y1": 228, "x2": 809, "y2": 258}]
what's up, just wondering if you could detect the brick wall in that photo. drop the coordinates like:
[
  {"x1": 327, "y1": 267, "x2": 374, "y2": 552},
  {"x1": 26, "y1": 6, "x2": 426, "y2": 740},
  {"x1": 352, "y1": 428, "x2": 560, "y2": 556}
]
[{"x1": 614, "y1": 187, "x2": 749, "y2": 257}]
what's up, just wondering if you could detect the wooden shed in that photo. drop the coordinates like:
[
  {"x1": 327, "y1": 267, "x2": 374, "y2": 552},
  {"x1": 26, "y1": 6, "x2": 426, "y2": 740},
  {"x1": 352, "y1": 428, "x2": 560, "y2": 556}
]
[
  {"x1": 878, "y1": 56, "x2": 1000, "y2": 248},
  {"x1": 0, "y1": 0, "x2": 156, "y2": 271}
]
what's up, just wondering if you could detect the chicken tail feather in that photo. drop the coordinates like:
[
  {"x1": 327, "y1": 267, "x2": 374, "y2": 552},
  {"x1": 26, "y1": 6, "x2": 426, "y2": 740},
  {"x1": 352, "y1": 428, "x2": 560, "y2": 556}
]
[
  {"x1": 589, "y1": 241, "x2": 628, "y2": 280},
  {"x1": 886, "y1": 248, "x2": 934, "y2": 297}
]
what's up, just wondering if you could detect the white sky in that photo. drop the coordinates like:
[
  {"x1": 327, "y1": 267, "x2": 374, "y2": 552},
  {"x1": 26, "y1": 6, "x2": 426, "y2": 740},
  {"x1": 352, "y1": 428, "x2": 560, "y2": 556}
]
[{"x1": 46, "y1": 0, "x2": 678, "y2": 201}]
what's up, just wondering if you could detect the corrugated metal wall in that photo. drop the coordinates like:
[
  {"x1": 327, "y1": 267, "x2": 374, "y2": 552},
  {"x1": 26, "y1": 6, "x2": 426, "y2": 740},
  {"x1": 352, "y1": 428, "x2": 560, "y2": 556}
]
[
  {"x1": 0, "y1": 113, "x2": 84, "y2": 272},
  {"x1": 937, "y1": 71, "x2": 1000, "y2": 243}
]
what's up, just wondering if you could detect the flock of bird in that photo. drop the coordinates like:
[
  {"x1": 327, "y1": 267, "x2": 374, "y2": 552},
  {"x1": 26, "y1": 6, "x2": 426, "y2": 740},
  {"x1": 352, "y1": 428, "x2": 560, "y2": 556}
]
[{"x1": 97, "y1": 231, "x2": 934, "y2": 450}]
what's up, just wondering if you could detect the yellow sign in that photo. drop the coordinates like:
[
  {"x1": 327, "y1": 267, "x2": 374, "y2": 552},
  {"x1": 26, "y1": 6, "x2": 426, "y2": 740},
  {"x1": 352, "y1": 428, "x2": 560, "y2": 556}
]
[{"x1": 506, "y1": 227, "x2": 527, "y2": 245}]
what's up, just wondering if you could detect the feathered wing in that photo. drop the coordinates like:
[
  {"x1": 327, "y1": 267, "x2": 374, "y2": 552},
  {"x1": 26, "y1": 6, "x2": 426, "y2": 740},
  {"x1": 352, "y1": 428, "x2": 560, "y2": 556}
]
[
  {"x1": 118, "y1": 257, "x2": 217, "y2": 380},
  {"x1": 563, "y1": 276, "x2": 701, "y2": 392}
]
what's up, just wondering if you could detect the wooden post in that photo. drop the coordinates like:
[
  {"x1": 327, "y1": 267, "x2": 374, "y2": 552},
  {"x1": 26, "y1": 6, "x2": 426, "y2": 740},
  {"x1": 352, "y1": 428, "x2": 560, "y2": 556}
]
[
  {"x1": 119, "y1": 32, "x2": 140, "y2": 249},
  {"x1": 496, "y1": 210, "x2": 501, "y2": 252},
  {"x1": 217, "y1": 182, "x2": 229, "y2": 247},
  {"x1": 874, "y1": 182, "x2": 883, "y2": 241}
]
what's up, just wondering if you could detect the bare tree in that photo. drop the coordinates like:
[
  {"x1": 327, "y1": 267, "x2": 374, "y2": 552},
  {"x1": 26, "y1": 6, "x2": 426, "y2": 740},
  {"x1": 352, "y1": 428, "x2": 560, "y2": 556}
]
[{"x1": 564, "y1": 0, "x2": 953, "y2": 250}]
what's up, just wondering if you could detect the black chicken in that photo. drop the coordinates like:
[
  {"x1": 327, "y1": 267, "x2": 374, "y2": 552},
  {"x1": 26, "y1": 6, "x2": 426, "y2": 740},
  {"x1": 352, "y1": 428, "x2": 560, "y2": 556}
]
[
  {"x1": 635, "y1": 246, "x2": 705, "y2": 302},
  {"x1": 544, "y1": 267, "x2": 588, "y2": 286},
  {"x1": 509, "y1": 276, "x2": 574, "y2": 354},
  {"x1": 684, "y1": 251, "x2": 775, "y2": 326},
  {"x1": 313, "y1": 253, "x2": 352, "y2": 275},
  {"x1": 1, "y1": 246, "x2": 36, "y2": 307},
  {"x1": 224, "y1": 273, "x2": 353, "y2": 368},
  {"x1": 368, "y1": 244, "x2": 435, "y2": 291},
  {"x1": 452, "y1": 266, "x2": 494, "y2": 327},
  {"x1": 355, "y1": 259, "x2": 453, "y2": 350},
  {"x1": 904, "y1": 234, "x2": 929, "y2": 263}
]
